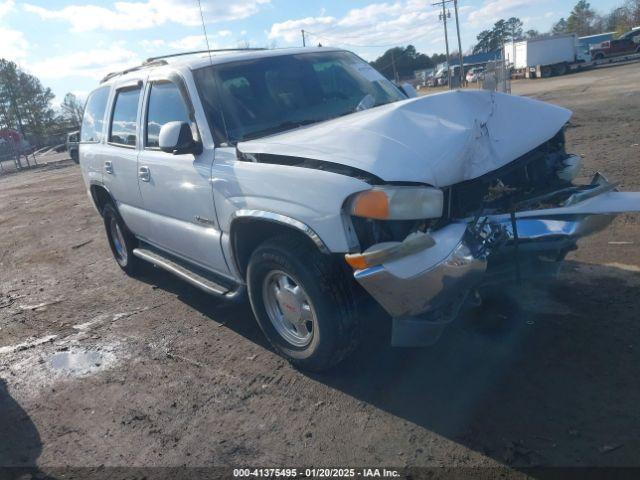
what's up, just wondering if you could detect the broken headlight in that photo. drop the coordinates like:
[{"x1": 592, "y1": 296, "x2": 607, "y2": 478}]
[{"x1": 347, "y1": 186, "x2": 443, "y2": 220}]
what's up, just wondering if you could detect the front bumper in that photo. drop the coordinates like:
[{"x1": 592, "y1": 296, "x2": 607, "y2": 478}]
[{"x1": 352, "y1": 189, "x2": 640, "y2": 346}]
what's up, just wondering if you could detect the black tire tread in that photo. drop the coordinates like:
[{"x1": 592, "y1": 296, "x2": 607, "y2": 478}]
[{"x1": 102, "y1": 203, "x2": 141, "y2": 276}]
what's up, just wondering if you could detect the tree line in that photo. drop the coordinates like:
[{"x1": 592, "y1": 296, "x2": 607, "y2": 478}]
[
  {"x1": 0, "y1": 59, "x2": 83, "y2": 148},
  {"x1": 370, "y1": 0, "x2": 639, "y2": 75}
]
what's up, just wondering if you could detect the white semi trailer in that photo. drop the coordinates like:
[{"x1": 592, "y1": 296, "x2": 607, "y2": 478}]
[{"x1": 504, "y1": 34, "x2": 578, "y2": 78}]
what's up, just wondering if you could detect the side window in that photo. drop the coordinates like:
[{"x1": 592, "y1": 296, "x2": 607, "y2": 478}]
[
  {"x1": 145, "y1": 81, "x2": 190, "y2": 148},
  {"x1": 109, "y1": 87, "x2": 141, "y2": 147},
  {"x1": 80, "y1": 86, "x2": 110, "y2": 143}
]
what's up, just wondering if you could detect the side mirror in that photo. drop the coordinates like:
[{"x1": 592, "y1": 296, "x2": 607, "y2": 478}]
[
  {"x1": 400, "y1": 83, "x2": 418, "y2": 98},
  {"x1": 159, "y1": 121, "x2": 202, "y2": 155}
]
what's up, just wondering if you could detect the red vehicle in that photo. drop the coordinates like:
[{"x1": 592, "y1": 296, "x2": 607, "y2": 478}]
[{"x1": 590, "y1": 28, "x2": 640, "y2": 60}]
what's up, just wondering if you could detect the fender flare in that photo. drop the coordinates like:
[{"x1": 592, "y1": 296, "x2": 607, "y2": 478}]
[{"x1": 229, "y1": 209, "x2": 330, "y2": 254}]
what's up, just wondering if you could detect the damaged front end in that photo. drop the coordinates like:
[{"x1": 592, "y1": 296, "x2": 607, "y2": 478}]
[{"x1": 348, "y1": 164, "x2": 640, "y2": 347}]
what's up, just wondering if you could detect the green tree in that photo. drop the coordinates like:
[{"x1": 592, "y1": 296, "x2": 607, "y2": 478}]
[
  {"x1": 567, "y1": 0, "x2": 597, "y2": 36},
  {"x1": 506, "y1": 17, "x2": 524, "y2": 41},
  {"x1": 61, "y1": 93, "x2": 84, "y2": 129},
  {"x1": 551, "y1": 17, "x2": 569, "y2": 34},
  {"x1": 0, "y1": 59, "x2": 56, "y2": 146},
  {"x1": 472, "y1": 17, "x2": 523, "y2": 53},
  {"x1": 369, "y1": 45, "x2": 436, "y2": 80}
]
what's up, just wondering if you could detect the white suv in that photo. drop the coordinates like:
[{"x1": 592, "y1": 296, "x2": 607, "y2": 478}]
[{"x1": 79, "y1": 47, "x2": 640, "y2": 371}]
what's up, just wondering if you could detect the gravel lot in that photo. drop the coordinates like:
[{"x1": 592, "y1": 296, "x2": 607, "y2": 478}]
[{"x1": 1, "y1": 62, "x2": 639, "y2": 475}]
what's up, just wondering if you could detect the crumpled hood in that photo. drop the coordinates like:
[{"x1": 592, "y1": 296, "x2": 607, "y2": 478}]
[{"x1": 237, "y1": 90, "x2": 572, "y2": 187}]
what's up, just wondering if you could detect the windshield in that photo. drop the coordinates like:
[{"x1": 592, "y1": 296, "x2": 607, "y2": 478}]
[{"x1": 193, "y1": 51, "x2": 406, "y2": 144}]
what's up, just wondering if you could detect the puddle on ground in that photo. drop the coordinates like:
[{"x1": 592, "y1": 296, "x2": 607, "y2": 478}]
[{"x1": 49, "y1": 350, "x2": 105, "y2": 375}]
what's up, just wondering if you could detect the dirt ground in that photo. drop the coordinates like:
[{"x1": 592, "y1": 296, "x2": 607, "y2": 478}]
[{"x1": 1, "y1": 62, "x2": 639, "y2": 476}]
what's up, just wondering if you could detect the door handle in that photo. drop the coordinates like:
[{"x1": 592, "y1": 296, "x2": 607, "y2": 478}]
[
  {"x1": 104, "y1": 161, "x2": 113, "y2": 174},
  {"x1": 138, "y1": 166, "x2": 150, "y2": 182}
]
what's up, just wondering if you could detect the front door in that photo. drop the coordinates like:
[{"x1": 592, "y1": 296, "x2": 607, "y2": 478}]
[{"x1": 137, "y1": 78, "x2": 229, "y2": 274}]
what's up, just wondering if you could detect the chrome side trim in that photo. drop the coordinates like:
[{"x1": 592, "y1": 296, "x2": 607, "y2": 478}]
[{"x1": 230, "y1": 209, "x2": 330, "y2": 254}]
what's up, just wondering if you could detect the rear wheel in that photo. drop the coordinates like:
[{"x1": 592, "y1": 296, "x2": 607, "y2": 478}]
[
  {"x1": 102, "y1": 203, "x2": 141, "y2": 276},
  {"x1": 593, "y1": 52, "x2": 605, "y2": 60},
  {"x1": 553, "y1": 62, "x2": 568, "y2": 76},
  {"x1": 247, "y1": 235, "x2": 361, "y2": 371}
]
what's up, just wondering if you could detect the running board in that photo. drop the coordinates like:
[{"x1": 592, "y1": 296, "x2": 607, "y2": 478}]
[{"x1": 132, "y1": 247, "x2": 240, "y2": 298}]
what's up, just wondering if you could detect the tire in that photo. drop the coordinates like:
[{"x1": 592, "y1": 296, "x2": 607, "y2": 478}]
[
  {"x1": 593, "y1": 53, "x2": 605, "y2": 60},
  {"x1": 70, "y1": 150, "x2": 79, "y2": 164},
  {"x1": 247, "y1": 235, "x2": 361, "y2": 371},
  {"x1": 553, "y1": 62, "x2": 568, "y2": 76},
  {"x1": 102, "y1": 203, "x2": 141, "y2": 276}
]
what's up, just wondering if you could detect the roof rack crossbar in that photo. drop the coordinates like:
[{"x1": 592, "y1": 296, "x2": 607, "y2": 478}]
[
  {"x1": 100, "y1": 48, "x2": 268, "y2": 84},
  {"x1": 100, "y1": 59, "x2": 168, "y2": 84},
  {"x1": 144, "y1": 48, "x2": 267, "y2": 64}
]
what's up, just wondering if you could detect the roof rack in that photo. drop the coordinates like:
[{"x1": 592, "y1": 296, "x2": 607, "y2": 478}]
[
  {"x1": 100, "y1": 59, "x2": 168, "y2": 84},
  {"x1": 144, "y1": 48, "x2": 267, "y2": 64},
  {"x1": 100, "y1": 48, "x2": 267, "y2": 84}
]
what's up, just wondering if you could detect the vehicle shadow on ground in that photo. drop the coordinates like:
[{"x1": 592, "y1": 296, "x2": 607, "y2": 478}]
[
  {"x1": 137, "y1": 261, "x2": 640, "y2": 468},
  {"x1": 0, "y1": 378, "x2": 47, "y2": 475}
]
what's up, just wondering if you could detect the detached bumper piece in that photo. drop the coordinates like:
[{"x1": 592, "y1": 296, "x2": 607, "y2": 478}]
[{"x1": 352, "y1": 184, "x2": 640, "y2": 347}]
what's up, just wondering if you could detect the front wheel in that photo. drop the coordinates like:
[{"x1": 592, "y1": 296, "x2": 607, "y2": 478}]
[{"x1": 247, "y1": 235, "x2": 361, "y2": 371}]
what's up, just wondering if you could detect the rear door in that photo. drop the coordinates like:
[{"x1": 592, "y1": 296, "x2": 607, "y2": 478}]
[
  {"x1": 102, "y1": 80, "x2": 150, "y2": 238},
  {"x1": 137, "y1": 76, "x2": 229, "y2": 274}
]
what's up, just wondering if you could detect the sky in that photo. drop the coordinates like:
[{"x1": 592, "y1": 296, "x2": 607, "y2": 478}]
[{"x1": 0, "y1": 0, "x2": 624, "y2": 103}]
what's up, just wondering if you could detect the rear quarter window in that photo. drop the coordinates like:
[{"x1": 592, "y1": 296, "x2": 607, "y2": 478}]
[{"x1": 80, "y1": 86, "x2": 110, "y2": 143}]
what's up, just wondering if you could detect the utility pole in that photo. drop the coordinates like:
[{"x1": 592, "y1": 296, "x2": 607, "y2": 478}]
[
  {"x1": 301, "y1": 29, "x2": 306, "y2": 47},
  {"x1": 433, "y1": 0, "x2": 452, "y2": 89},
  {"x1": 453, "y1": 0, "x2": 465, "y2": 86},
  {"x1": 391, "y1": 49, "x2": 399, "y2": 83}
]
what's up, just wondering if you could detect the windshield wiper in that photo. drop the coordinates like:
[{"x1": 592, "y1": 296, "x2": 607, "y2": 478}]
[{"x1": 242, "y1": 119, "x2": 319, "y2": 141}]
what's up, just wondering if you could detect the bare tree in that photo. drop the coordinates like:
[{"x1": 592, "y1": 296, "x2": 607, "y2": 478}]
[{"x1": 60, "y1": 93, "x2": 84, "y2": 129}]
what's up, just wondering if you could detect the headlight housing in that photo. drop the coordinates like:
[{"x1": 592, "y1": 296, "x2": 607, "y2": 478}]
[{"x1": 347, "y1": 186, "x2": 443, "y2": 220}]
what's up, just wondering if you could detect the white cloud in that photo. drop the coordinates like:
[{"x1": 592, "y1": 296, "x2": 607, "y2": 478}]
[
  {"x1": 23, "y1": 0, "x2": 271, "y2": 32},
  {"x1": 168, "y1": 35, "x2": 209, "y2": 50},
  {"x1": 218, "y1": 29, "x2": 232, "y2": 37},
  {"x1": 140, "y1": 39, "x2": 166, "y2": 51},
  {"x1": 0, "y1": 27, "x2": 29, "y2": 60},
  {"x1": 466, "y1": 0, "x2": 542, "y2": 27},
  {"x1": 269, "y1": 1, "x2": 441, "y2": 49},
  {"x1": 0, "y1": 0, "x2": 14, "y2": 19},
  {"x1": 27, "y1": 44, "x2": 141, "y2": 80},
  {"x1": 0, "y1": 1, "x2": 30, "y2": 61}
]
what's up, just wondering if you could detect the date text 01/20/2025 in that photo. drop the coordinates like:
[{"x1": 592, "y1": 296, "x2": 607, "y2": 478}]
[{"x1": 233, "y1": 468, "x2": 400, "y2": 477}]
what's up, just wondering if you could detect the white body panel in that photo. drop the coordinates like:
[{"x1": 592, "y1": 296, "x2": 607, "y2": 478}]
[
  {"x1": 239, "y1": 90, "x2": 571, "y2": 187},
  {"x1": 504, "y1": 35, "x2": 577, "y2": 69},
  {"x1": 212, "y1": 147, "x2": 368, "y2": 253}
]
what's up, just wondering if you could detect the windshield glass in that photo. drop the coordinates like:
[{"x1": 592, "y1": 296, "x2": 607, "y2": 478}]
[{"x1": 193, "y1": 51, "x2": 405, "y2": 144}]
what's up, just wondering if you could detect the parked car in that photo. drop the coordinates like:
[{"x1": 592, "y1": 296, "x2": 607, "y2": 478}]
[
  {"x1": 466, "y1": 66, "x2": 485, "y2": 83},
  {"x1": 67, "y1": 130, "x2": 79, "y2": 163},
  {"x1": 79, "y1": 48, "x2": 640, "y2": 371},
  {"x1": 590, "y1": 28, "x2": 640, "y2": 60}
]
